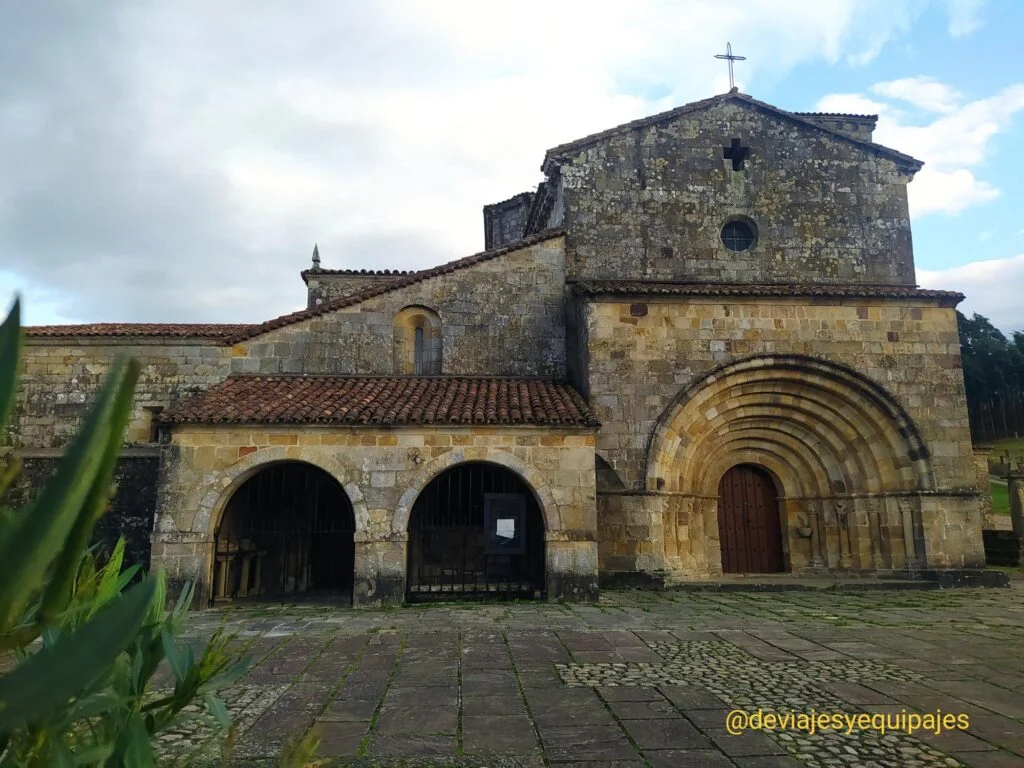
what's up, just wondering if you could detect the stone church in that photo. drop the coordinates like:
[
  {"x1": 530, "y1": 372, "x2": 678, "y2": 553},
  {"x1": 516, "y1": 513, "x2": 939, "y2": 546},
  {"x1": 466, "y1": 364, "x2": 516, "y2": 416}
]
[{"x1": 9, "y1": 90, "x2": 987, "y2": 606}]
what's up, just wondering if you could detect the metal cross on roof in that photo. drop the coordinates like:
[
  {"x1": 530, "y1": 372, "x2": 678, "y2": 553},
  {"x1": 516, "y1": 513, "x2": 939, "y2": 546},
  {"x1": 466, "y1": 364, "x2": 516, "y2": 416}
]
[{"x1": 715, "y1": 42, "x2": 746, "y2": 91}]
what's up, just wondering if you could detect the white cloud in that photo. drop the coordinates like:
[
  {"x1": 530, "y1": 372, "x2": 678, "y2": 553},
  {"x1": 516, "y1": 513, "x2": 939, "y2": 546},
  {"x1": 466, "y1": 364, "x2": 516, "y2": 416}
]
[
  {"x1": 944, "y1": 0, "x2": 985, "y2": 36},
  {"x1": 871, "y1": 76, "x2": 963, "y2": 113},
  {"x1": 815, "y1": 93, "x2": 887, "y2": 115},
  {"x1": 919, "y1": 255, "x2": 1024, "y2": 333},
  {"x1": 0, "y1": 1, "x2": 995, "y2": 323},
  {"x1": 816, "y1": 82, "x2": 1024, "y2": 217},
  {"x1": 910, "y1": 167, "x2": 1000, "y2": 214}
]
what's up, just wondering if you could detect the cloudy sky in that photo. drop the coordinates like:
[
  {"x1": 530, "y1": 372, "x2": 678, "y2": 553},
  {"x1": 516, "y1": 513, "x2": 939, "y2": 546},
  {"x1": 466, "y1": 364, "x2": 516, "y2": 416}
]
[{"x1": 2, "y1": 0, "x2": 1022, "y2": 333}]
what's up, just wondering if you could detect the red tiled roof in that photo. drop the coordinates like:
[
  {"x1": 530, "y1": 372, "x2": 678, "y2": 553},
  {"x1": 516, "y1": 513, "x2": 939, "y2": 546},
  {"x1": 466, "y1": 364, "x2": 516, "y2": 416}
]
[
  {"x1": 226, "y1": 228, "x2": 565, "y2": 344},
  {"x1": 25, "y1": 323, "x2": 258, "y2": 339},
  {"x1": 571, "y1": 280, "x2": 964, "y2": 305},
  {"x1": 541, "y1": 92, "x2": 920, "y2": 174},
  {"x1": 23, "y1": 230, "x2": 565, "y2": 344},
  {"x1": 160, "y1": 374, "x2": 598, "y2": 427}
]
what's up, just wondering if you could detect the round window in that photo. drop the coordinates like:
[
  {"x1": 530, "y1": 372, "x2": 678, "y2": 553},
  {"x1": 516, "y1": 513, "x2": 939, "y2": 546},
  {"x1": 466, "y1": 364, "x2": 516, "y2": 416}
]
[{"x1": 720, "y1": 219, "x2": 757, "y2": 252}]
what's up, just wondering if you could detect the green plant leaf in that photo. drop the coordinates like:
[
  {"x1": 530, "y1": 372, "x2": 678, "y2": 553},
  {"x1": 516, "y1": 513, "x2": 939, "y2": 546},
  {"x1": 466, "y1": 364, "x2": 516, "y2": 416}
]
[
  {"x1": 0, "y1": 298, "x2": 20, "y2": 434},
  {"x1": 48, "y1": 736, "x2": 76, "y2": 768},
  {"x1": 111, "y1": 711, "x2": 155, "y2": 768},
  {"x1": 161, "y1": 628, "x2": 189, "y2": 685},
  {"x1": 145, "y1": 569, "x2": 168, "y2": 628},
  {"x1": 204, "y1": 694, "x2": 230, "y2": 728},
  {"x1": 0, "y1": 455, "x2": 21, "y2": 500},
  {"x1": 0, "y1": 577, "x2": 156, "y2": 736},
  {"x1": 110, "y1": 563, "x2": 141, "y2": 598},
  {"x1": 91, "y1": 538, "x2": 130, "y2": 614},
  {"x1": 41, "y1": 357, "x2": 140, "y2": 621},
  {"x1": 70, "y1": 744, "x2": 115, "y2": 765},
  {"x1": 0, "y1": 356, "x2": 139, "y2": 632}
]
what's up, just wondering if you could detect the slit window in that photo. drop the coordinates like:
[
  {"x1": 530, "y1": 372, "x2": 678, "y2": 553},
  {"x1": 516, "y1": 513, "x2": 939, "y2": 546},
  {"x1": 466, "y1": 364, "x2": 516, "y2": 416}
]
[{"x1": 414, "y1": 326, "x2": 425, "y2": 374}]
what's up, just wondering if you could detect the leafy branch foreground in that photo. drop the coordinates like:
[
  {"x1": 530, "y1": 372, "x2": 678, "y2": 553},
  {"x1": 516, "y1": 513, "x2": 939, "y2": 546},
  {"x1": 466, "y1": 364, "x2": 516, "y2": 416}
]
[{"x1": 0, "y1": 300, "x2": 260, "y2": 766}]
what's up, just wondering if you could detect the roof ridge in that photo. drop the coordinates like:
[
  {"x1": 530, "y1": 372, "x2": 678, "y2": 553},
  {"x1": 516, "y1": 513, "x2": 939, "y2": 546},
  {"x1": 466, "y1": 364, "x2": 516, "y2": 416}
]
[
  {"x1": 226, "y1": 228, "x2": 566, "y2": 344},
  {"x1": 570, "y1": 279, "x2": 963, "y2": 303},
  {"x1": 225, "y1": 372, "x2": 570, "y2": 381},
  {"x1": 794, "y1": 111, "x2": 878, "y2": 119},
  {"x1": 302, "y1": 267, "x2": 415, "y2": 277},
  {"x1": 25, "y1": 322, "x2": 259, "y2": 339}
]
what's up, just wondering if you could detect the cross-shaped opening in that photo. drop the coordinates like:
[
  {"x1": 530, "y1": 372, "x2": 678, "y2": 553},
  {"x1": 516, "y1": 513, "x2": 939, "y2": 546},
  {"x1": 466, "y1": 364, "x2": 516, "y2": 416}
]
[{"x1": 723, "y1": 137, "x2": 750, "y2": 171}]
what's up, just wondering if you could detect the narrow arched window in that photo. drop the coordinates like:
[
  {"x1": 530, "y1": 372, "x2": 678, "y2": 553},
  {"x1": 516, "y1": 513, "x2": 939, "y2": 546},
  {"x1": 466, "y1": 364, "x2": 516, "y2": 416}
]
[
  {"x1": 394, "y1": 306, "x2": 442, "y2": 375},
  {"x1": 414, "y1": 326, "x2": 425, "y2": 374}
]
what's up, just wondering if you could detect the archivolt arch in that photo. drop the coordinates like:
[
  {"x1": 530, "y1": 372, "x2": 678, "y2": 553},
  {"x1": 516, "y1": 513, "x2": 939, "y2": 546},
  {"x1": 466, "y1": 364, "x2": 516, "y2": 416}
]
[{"x1": 647, "y1": 355, "x2": 935, "y2": 497}]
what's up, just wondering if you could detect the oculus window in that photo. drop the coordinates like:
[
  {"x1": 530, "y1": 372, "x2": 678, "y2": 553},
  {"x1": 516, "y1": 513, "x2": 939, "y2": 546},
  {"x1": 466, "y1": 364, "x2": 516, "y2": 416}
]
[{"x1": 721, "y1": 219, "x2": 757, "y2": 252}]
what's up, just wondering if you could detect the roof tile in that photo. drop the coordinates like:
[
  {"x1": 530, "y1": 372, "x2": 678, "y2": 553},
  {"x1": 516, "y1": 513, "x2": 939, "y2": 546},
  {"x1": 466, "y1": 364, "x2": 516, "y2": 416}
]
[
  {"x1": 25, "y1": 323, "x2": 257, "y2": 339},
  {"x1": 571, "y1": 280, "x2": 964, "y2": 305},
  {"x1": 160, "y1": 374, "x2": 599, "y2": 428}
]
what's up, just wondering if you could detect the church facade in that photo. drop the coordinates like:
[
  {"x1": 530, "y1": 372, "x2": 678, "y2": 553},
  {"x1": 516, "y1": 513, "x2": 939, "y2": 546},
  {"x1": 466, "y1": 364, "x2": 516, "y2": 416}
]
[{"x1": 9, "y1": 91, "x2": 986, "y2": 605}]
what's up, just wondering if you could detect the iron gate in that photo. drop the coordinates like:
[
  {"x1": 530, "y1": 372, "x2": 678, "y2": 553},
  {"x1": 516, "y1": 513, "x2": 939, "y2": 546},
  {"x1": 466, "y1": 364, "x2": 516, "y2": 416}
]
[
  {"x1": 211, "y1": 462, "x2": 355, "y2": 604},
  {"x1": 407, "y1": 462, "x2": 545, "y2": 601}
]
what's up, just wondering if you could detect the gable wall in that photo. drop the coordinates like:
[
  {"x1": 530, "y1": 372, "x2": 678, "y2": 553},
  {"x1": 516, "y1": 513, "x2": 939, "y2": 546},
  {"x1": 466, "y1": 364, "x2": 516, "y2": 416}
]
[
  {"x1": 305, "y1": 273, "x2": 403, "y2": 309},
  {"x1": 231, "y1": 237, "x2": 568, "y2": 377},
  {"x1": 585, "y1": 296, "x2": 972, "y2": 491},
  {"x1": 558, "y1": 101, "x2": 916, "y2": 285},
  {"x1": 12, "y1": 339, "x2": 233, "y2": 449}
]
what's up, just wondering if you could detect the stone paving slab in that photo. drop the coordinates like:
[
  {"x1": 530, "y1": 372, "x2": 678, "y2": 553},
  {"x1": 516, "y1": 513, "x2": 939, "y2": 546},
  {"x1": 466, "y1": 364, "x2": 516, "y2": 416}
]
[{"x1": 155, "y1": 584, "x2": 1024, "y2": 766}]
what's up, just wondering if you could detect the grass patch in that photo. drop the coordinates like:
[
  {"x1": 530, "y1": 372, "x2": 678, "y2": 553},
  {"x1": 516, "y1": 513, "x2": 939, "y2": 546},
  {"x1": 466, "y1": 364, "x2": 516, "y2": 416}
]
[
  {"x1": 993, "y1": 437, "x2": 1024, "y2": 454},
  {"x1": 992, "y1": 481, "x2": 1010, "y2": 516}
]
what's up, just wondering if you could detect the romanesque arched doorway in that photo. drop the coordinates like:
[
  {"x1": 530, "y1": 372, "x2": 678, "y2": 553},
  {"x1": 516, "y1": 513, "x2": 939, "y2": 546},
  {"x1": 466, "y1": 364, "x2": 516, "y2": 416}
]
[
  {"x1": 717, "y1": 464, "x2": 784, "y2": 573},
  {"x1": 211, "y1": 461, "x2": 355, "y2": 603},
  {"x1": 406, "y1": 462, "x2": 545, "y2": 601}
]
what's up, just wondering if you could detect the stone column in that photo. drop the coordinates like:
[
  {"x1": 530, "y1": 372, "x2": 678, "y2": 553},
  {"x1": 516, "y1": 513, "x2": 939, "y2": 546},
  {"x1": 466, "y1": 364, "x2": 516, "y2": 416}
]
[
  {"x1": 835, "y1": 501, "x2": 852, "y2": 569},
  {"x1": 150, "y1": 531, "x2": 212, "y2": 607},
  {"x1": 1009, "y1": 462, "x2": 1024, "y2": 564},
  {"x1": 807, "y1": 500, "x2": 825, "y2": 568},
  {"x1": 973, "y1": 446, "x2": 994, "y2": 528},
  {"x1": 897, "y1": 497, "x2": 922, "y2": 569},
  {"x1": 867, "y1": 498, "x2": 885, "y2": 570},
  {"x1": 545, "y1": 533, "x2": 599, "y2": 601},
  {"x1": 353, "y1": 533, "x2": 407, "y2": 607}
]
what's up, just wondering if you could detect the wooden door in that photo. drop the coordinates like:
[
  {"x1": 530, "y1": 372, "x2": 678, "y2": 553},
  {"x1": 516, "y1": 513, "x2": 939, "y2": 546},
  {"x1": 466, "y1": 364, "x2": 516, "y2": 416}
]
[{"x1": 717, "y1": 464, "x2": 784, "y2": 573}]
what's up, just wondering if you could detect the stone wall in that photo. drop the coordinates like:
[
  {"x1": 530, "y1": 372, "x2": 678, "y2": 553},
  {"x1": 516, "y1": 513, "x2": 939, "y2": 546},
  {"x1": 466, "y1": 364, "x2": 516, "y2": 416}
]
[
  {"x1": 304, "y1": 272, "x2": 406, "y2": 309},
  {"x1": 552, "y1": 100, "x2": 915, "y2": 285},
  {"x1": 581, "y1": 295, "x2": 983, "y2": 579},
  {"x1": 152, "y1": 424, "x2": 598, "y2": 605},
  {"x1": 483, "y1": 193, "x2": 534, "y2": 249},
  {"x1": 231, "y1": 237, "x2": 568, "y2": 377},
  {"x1": 796, "y1": 113, "x2": 876, "y2": 142},
  {"x1": 2, "y1": 450, "x2": 160, "y2": 571},
  {"x1": 14, "y1": 338, "x2": 232, "y2": 449}
]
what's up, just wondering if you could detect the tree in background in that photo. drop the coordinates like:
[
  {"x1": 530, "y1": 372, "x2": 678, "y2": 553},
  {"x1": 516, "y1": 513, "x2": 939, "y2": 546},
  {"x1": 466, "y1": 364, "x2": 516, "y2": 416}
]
[{"x1": 957, "y1": 311, "x2": 1024, "y2": 443}]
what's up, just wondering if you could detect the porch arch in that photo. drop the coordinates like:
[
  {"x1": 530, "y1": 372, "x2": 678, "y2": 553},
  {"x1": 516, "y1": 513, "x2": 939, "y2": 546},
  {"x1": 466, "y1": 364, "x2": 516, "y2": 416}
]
[
  {"x1": 210, "y1": 460, "x2": 355, "y2": 602},
  {"x1": 193, "y1": 445, "x2": 369, "y2": 538},
  {"x1": 393, "y1": 448, "x2": 560, "y2": 535},
  {"x1": 405, "y1": 461, "x2": 547, "y2": 599}
]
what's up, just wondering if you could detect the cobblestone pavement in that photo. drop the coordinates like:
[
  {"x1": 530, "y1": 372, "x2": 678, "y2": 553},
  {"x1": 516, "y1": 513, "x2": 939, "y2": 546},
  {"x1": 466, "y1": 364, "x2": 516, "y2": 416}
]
[{"x1": 161, "y1": 583, "x2": 1024, "y2": 767}]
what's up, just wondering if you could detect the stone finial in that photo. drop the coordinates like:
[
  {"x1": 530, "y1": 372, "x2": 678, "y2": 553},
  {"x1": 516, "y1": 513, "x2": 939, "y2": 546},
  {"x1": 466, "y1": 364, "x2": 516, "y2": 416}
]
[{"x1": 311, "y1": 243, "x2": 321, "y2": 269}]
